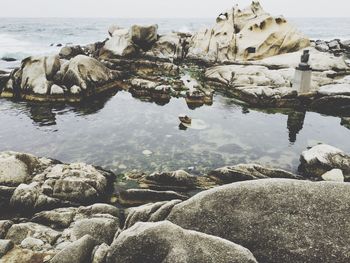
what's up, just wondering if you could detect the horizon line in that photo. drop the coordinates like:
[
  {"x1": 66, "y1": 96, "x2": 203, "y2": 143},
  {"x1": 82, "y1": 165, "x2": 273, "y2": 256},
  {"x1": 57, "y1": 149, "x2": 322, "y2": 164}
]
[{"x1": 0, "y1": 16, "x2": 349, "y2": 19}]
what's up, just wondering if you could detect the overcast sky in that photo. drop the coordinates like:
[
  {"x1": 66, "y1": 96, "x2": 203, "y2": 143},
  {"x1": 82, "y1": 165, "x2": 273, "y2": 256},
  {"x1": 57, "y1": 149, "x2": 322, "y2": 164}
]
[{"x1": 0, "y1": 0, "x2": 349, "y2": 18}]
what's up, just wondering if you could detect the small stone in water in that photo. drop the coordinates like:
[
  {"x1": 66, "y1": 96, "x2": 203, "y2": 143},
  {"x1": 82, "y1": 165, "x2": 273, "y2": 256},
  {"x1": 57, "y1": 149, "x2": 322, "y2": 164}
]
[
  {"x1": 142, "y1": 150, "x2": 153, "y2": 156},
  {"x1": 118, "y1": 164, "x2": 127, "y2": 169}
]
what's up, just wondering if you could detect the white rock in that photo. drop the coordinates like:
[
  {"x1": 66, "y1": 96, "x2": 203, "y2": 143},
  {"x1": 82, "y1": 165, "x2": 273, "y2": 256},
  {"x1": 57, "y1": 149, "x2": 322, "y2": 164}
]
[
  {"x1": 50, "y1": 84, "x2": 64, "y2": 95},
  {"x1": 321, "y1": 169, "x2": 344, "y2": 182},
  {"x1": 70, "y1": 85, "x2": 81, "y2": 94},
  {"x1": 318, "y1": 84, "x2": 350, "y2": 96},
  {"x1": 302, "y1": 144, "x2": 343, "y2": 164},
  {"x1": 142, "y1": 150, "x2": 153, "y2": 156}
]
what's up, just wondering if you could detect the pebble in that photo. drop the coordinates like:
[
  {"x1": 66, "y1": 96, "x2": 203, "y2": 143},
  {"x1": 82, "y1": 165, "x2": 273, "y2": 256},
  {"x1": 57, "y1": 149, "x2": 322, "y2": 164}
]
[{"x1": 142, "y1": 150, "x2": 153, "y2": 156}]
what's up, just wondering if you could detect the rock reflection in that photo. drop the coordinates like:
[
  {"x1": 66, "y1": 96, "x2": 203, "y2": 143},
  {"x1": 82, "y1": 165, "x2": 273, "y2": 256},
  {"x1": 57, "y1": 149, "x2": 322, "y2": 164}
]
[{"x1": 287, "y1": 111, "x2": 306, "y2": 143}]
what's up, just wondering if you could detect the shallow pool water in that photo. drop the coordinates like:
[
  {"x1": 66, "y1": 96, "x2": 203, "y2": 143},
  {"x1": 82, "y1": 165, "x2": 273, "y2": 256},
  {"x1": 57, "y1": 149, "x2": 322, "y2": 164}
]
[{"x1": 0, "y1": 91, "x2": 349, "y2": 175}]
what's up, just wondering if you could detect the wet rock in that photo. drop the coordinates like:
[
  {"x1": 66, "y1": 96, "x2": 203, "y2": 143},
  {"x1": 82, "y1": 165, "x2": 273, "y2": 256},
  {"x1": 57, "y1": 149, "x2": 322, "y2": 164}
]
[
  {"x1": 310, "y1": 95, "x2": 350, "y2": 113},
  {"x1": 299, "y1": 144, "x2": 350, "y2": 180},
  {"x1": 118, "y1": 189, "x2": 188, "y2": 206},
  {"x1": 130, "y1": 24, "x2": 158, "y2": 51},
  {"x1": 341, "y1": 117, "x2": 350, "y2": 129},
  {"x1": 5, "y1": 222, "x2": 61, "y2": 246},
  {"x1": 124, "y1": 200, "x2": 182, "y2": 229},
  {"x1": 70, "y1": 217, "x2": 119, "y2": 244},
  {"x1": 107, "y1": 221, "x2": 257, "y2": 263},
  {"x1": 167, "y1": 179, "x2": 350, "y2": 263},
  {"x1": 209, "y1": 164, "x2": 300, "y2": 183},
  {"x1": 0, "y1": 239, "x2": 14, "y2": 258},
  {"x1": 188, "y1": 1, "x2": 309, "y2": 62},
  {"x1": 140, "y1": 170, "x2": 197, "y2": 191},
  {"x1": 50, "y1": 235, "x2": 99, "y2": 263}
]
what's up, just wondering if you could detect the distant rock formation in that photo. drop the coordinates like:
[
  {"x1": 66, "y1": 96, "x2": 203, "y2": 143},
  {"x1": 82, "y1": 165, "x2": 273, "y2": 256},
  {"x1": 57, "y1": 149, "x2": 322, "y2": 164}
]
[{"x1": 188, "y1": 1, "x2": 310, "y2": 62}]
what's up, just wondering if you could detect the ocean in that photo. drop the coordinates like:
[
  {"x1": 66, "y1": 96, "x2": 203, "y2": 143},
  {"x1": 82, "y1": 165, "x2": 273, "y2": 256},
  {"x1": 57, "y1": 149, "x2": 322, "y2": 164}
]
[{"x1": 0, "y1": 17, "x2": 350, "y2": 67}]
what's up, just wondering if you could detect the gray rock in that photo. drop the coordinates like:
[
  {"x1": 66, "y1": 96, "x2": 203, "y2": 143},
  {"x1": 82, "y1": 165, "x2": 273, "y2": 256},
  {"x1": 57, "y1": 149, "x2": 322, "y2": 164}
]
[
  {"x1": 0, "y1": 221, "x2": 13, "y2": 239},
  {"x1": 59, "y1": 45, "x2": 84, "y2": 59},
  {"x1": 167, "y1": 179, "x2": 350, "y2": 263},
  {"x1": 0, "y1": 239, "x2": 14, "y2": 258},
  {"x1": 20, "y1": 237, "x2": 45, "y2": 251},
  {"x1": 50, "y1": 234, "x2": 99, "y2": 263},
  {"x1": 209, "y1": 164, "x2": 300, "y2": 183},
  {"x1": 92, "y1": 243, "x2": 109, "y2": 263},
  {"x1": 71, "y1": 217, "x2": 119, "y2": 245},
  {"x1": 118, "y1": 189, "x2": 188, "y2": 206},
  {"x1": 140, "y1": 170, "x2": 197, "y2": 191},
  {"x1": 341, "y1": 117, "x2": 350, "y2": 129},
  {"x1": 299, "y1": 144, "x2": 350, "y2": 180},
  {"x1": 31, "y1": 207, "x2": 77, "y2": 228},
  {"x1": 124, "y1": 200, "x2": 182, "y2": 229},
  {"x1": 310, "y1": 95, "x2": 350, "y2": 113},
  {"x1": 315, "y1": 43, "x2": 330, "y2": 52},
  {"x1": 328, "y1": 40, "x2": 340, "y2": 50},
  {"x1": 106, "y1": 221, "x2": 257, "y2": 263},
  {"x1": 318, "y1": 84, "x2": 350, "y2": 96},
  {"x1": 5, "y1": 222, "x2": 61, "y2": 246}
]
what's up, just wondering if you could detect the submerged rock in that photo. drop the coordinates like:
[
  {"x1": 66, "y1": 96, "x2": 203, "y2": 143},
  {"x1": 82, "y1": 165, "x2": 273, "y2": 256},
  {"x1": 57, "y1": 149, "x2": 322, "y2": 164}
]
[
  {"x1": 167, "y1": 179, "x2": 350, "y2": 263},
  {"x1": 106, "y1": 221, "x2": 258, "y2": 263},
  {"x1": 188, "y1": 1, "x2": 309, "y2": 62}
]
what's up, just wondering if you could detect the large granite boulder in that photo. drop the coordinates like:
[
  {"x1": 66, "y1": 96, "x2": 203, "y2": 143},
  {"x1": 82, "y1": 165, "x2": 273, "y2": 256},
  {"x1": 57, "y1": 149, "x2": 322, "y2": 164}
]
[
  {"x1": 100, "y1": 24, "x2": 158, "y2": 58},
  {"x1": 188, "y1": 1, "x2": 309, "y2": 62},
  {"x1": 106, "y1": 221, "x2": 258, "y2": 263},
  {"x1": 167, "y1": 179, "x2": 350, "y2": 263},
  {"x1": 299, "y1": 144, "x2": 350, "y2": 180},
  {"x1": 60, "y1": 55, "x2": 122, "y2": 95},
  {"x1": 2, "y1": 55, "x2": 61, "y2": 98}
]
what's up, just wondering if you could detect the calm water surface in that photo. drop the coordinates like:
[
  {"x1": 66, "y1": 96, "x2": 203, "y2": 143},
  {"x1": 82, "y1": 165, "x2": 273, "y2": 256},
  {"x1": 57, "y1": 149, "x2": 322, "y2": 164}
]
[{"x1": 0, "y1": 92, "x2": 349, "y2": 175}]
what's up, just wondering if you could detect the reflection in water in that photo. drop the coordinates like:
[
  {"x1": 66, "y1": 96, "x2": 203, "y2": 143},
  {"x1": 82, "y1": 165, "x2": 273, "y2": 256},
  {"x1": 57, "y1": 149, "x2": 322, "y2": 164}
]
[
  {"x1": 0, "y1": 91, "x2": 349, "y2": 175},
  {"x1": 287, "y1": 111, "x2": 306, "y2": 144}
]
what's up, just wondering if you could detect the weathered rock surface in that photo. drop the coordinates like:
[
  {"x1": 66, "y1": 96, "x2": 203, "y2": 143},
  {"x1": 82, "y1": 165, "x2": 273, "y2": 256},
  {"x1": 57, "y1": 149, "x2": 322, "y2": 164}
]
[
  {"x1": 188, "y1": 1, "x2": 309, "y2": 62},
  {"x1": 299, "y1": 144, "x2": 350, "y2": 180},
  {"x1": 0, "y1": 239, "x2": 14, "y2": 258},
  {"x1": 209, "y1": 163, "x2": 300, "y2": 183},
  {"x1": 118, "y1": 189, "x2": 188, "y2": 206},
  {"x1": 50, "y1": 235, "x2": 99, "y2": 263},
  {"x1": 107, "y1": 221, "x2": 258, "y2": 263},
  {"x1": 139, "y1": 170, "x2": 197, "y2": 191},
  {"x1": 167, "y1": 179, "x2": 350, "y2": 263},
  {"x1": 0, "y1": 151, "x2": 114, "y2": 213}
]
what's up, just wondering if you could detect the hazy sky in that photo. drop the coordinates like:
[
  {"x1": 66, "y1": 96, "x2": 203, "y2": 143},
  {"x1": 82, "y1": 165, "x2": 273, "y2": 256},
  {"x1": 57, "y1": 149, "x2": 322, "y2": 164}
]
[{"x1": 0, "y1": 0, "x2": 349, "y2": 18}]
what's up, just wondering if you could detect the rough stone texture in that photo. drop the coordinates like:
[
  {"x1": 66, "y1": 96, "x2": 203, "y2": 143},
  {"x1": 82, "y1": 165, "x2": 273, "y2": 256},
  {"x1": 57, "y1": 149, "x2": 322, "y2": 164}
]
[
  {"x1": 188, "y1": 1, "x2": 309, "y2": 62},
  {"x1": 317, "y1": 83, "x2": 350, "y2": 96},
  {"x1": 106, "y1": 221, "x2": 257, "y2": 263},
  {"x1": 124, "y1": 200, "x2": 182, "y2": 229},
  {"x1": 70, "y1": 217, "x2": 119, "y2": 245},
  {"x1": 50, "y1": 235, "x2": 99, "y2": 263},
  {"x1": 92, "y1": 243, "x2": 109, "y2": 263},
  {"x1": 256, "y1": 47, "x2": 348, "y2": 71},
  {"x1": 118, "y1": 189, "x2": 188, "y2": 206},
  {"x1": 101, "y1": 27, "x2": 136, "y2": 58},
  {"x1": 299, "y1": 144, "x2": 350, "y2": 180},
  {"x1": 148, "y1": 34, "x2": 181, "y2": 59},
  {"x1": 61, "y1": 55, "x2": 121, "y2": 93},
  {"x1": 209, "y1": 164, "x2": 300, "y2": 183},
  {"x1": 130, "y1": 25, "x2": 158, "y2": 51},
  {"x1": 167, "y1": 179, "x2": 350, "y2": 263},
  {"x1": 0, "y1": 221, "x2": 13, "y2": 239},
  {"x1": 3, "y1": 55, "x2": 60, "y2": 97},
  {"x1": 0, "y1": 152, "x2": 52, "y2": 187},
  {"x1": 140, "y1": 170, "x2": 198, "y2": 191},
  {"x1": 0, "y1": 239, "x2": 14, "y2": 258},
  {"x1": 5, "y1": 222, "x2": 61, "y2": 246}
]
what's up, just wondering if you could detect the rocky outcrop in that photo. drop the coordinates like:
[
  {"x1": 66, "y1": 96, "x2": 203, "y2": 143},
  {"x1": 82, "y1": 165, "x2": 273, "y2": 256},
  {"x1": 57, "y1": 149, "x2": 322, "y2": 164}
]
[
  {"x1": 167, "y1": 179, "x2": 350, "y2": 263},
  {"x1": 187, "y1": 1, "x2": 309, "y2": 62},
  {"x1": 299, "y1": 144, "x2": 350, "y2": 181},
  {"x1": 0, "y1": 152, "x2": 114, "y2": 213},
  {"x1": 106, "y1": 221, "x2": 258, "y2": 263},
  {"x1": 100, "y1": 25, "x2": 158, "y2": 59},
  {"x1": 313, "y1": 39, "x2": 350, "y2": 57},
  {"x1": 1, "y1": 55, "x2": 122, "y2": 102}
]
